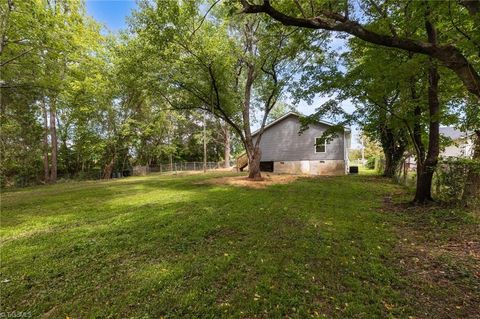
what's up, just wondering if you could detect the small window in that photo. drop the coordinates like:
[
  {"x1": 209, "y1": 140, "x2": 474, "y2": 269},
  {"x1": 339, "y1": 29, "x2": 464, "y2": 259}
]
[{"x1": 315, "y1": 137, "x2": 327, "y2": 153}]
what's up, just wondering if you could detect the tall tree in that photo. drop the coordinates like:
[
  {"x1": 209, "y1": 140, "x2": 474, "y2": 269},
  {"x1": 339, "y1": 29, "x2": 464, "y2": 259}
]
[
  {"x1": 341, "y1": 43, "x2": 410, "y2": 178},
  {"x1": 239, "y1": 0, "x2": 480, "y2": 100},
  {"x1": 131, "y1": 0, "x2": 317, "y2": 179},
  {"x1": 411, "y1": 4, "x2": 441, "y2": 203}
]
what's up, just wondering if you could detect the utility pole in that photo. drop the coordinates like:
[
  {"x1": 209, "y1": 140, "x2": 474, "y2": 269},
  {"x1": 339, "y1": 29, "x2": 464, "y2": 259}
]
[{"x1": 203, "y1": 111, "x2": 207, "y2": 173}]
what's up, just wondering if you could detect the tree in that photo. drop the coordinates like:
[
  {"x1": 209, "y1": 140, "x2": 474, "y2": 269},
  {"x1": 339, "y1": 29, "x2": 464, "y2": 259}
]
[
  {"x1": 1, "y1": 0, "x2": 108, "y2": 184},
  {"x1": 1, "y1": 0, "x2": 239, "y2": 186},
  {"x1": 336, "y1": 42, "x2": 410, "y2": 178},
  {"x1": 130, "y1": 0, "x2": 318, "y2": 179},
  {"x1": 267, "y1": 100, "x2": 297, "y2": 121},
  {"x1": 239, "y1": 0, "x2": 480, "y2": 100}
]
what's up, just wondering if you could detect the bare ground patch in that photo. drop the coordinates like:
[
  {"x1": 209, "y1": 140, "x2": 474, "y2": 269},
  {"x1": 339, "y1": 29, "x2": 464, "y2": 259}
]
[
  {"x1": 383, "y1": 199, "x2": 480, "y2": 318},
  {"x1": 198, "y1": 173, "x2": 301, "y2": 188}
]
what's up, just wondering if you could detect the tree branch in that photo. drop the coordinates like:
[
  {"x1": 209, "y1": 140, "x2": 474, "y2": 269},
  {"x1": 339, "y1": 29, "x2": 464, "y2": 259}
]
[
  {"x1": 0, "y1": 47, "x2": 34, "y2": 66},
  {"x1": 191, "y1": 0, "x2": 221, "y2": 37},
  {"x1": 240, "y1": 0, "x2": 480, "y2": 99}
]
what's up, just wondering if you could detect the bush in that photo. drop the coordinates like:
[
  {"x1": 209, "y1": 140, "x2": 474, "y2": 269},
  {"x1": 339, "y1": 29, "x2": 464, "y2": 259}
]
[
  {"x1": 434, "y1": 157, "x2": 480, "y2": 203},
  {"x1": 375, "y1": 157, "x2": 385, "y2": 173},
  {"x1": 366, "y1": 157, "x2": 376, "y2": 169}
]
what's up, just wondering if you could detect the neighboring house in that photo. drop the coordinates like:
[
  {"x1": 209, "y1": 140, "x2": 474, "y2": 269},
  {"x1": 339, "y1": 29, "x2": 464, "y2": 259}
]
[
  {"x1": 440, "y1": 127, "x2": 474, "y2": 158},
  {"x1": 404, "y1": 127, "x2": 474, "y2": 171},
  {"x1": 250, "y1": 112, "x2": 351, "y2": 175}
]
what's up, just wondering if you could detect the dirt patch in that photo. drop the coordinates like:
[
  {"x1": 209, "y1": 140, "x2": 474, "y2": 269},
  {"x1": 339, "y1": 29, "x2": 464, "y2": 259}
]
[
  {"x1": 200, "y1": 173, "x2": 301, "y2": 189},
  {"x1": 441, "y1": 240, "x2": 480, "y2": 262},
  {"x1": 383, "y1": 198, "x2": 480, "y2": 318},
  {"x1": 393, "y1": 235, "x2": 480, "y2": 318}
]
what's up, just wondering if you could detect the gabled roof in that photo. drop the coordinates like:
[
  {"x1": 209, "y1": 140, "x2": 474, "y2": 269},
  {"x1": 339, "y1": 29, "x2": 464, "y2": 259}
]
[
  {"x1": 440, "y1": 127, "x2": 474, "y2": 140},
  {"x1": 251, "y1": 112, "x2": 350, "y2": 137}
]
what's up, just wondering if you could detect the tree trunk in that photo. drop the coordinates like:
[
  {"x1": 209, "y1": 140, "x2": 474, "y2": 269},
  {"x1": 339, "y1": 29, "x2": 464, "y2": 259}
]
[
  {"x1": 223, "y1": 126, "x2": 231, "y2": 169},
  {"x1": 102, "y1": 156, "x2": 115, "y2": 179},
  {"x1": 414, "y1": 162, "x2": 431, "y2": 203},
  {"x1": 239, "y1": 21, "x2": 264, "y2": 180},
  {"x1": 41, "y1": 98, "x2": 50, "y2": 182},
  {"x1": 242, "y1": 59, "x2": 261, "y2": 180},
  {"x1": 463, "y1": 130, "x2": 480, "y2": 204},
  {"x1": 0, "y1": 0, "x2": 13, "y2": 55},
  {"x1": 414, "y1": 58, "x2": 440, "y2": 204},
  {"x1": 203, "y1": 111, "x2": 207, "y2": 173},
  {"x1": 247, "y1": 146, "x2": 262, "y2": 180},
  {"x1": 49, "y1": 96, "x2": 58, "y2": 182},
  {"x1": 377, "y1": 99, "x2": 407, "y2": 178},
  {"x1": 383, "y1": 139, "x2": 406, "y2": 178},
  {"x1": 412, "y1": 13, "x2": 441, "y2": 204},
  {"x1": 383, "y1": 155, "x2": 396, "y2": 178},
  {"x1": 121, "y1": 152, "x2": 129, "y2": 176},
  {"x1": 414, "y1": 161, "x2": 436, "y2": 203},
  {"x1": 60, "y1": 123, "x2": 70, "y2": 176},
  {"x1": 381, "y1": 127, "x2": 404, "y2": 178}
]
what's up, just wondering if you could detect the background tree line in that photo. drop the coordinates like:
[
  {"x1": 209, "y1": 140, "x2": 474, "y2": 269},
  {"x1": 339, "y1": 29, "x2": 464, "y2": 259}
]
[
  {"x1": 0, "y1": 0, "x2": 237, "y2": 187},
  {"x1": 1, "y1": 0, "x2": 479, "y2": 206}
]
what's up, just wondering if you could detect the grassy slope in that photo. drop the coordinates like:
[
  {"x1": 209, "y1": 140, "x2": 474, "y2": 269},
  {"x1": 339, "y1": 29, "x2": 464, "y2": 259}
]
[{"x1": 0, "y1": 172, "x2": 478, "y2": 318}]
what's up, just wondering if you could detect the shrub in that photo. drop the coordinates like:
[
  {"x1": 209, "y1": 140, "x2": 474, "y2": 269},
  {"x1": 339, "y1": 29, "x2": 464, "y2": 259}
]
[
  {"x1": 434, "y1": 157, "x2": 480, "y2": 203},
  {"x1": 366, "y1": 157, "x2": 376, "y2": 169},
  {"x1": 375, "y1": 157, "x2": 385, "y2": 173}
]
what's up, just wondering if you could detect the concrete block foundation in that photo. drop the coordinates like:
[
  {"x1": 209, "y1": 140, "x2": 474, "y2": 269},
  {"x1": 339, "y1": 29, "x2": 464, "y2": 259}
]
[{"x1": 272, "y1": 160, "x2": 346, "y2": 175}]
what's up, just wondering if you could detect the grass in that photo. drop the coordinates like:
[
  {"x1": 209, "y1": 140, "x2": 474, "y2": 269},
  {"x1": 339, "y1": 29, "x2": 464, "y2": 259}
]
[{"x1": 1, "y1": 172, "x2": 478, "y2": 318}]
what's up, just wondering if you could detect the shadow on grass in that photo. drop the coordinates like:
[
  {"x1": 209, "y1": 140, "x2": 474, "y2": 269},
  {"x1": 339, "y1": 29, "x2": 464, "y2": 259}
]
[{"x1": 1, "y1": 172, "x2": 448, "y2": 318}]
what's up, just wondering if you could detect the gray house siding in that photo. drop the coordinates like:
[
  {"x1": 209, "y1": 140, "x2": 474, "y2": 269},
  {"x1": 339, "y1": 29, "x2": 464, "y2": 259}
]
[
  {"x1": 252, "y1": 115, "x2": 345, "y2": 161},
  {"x1": 251, "y1": 114, "x2": 348, "y2": 175}
]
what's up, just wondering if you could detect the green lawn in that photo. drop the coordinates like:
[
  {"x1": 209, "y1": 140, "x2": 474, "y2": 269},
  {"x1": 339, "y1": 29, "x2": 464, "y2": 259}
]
[{"x1": 1, "y1": 172, "x2": 478, "y2": 318}]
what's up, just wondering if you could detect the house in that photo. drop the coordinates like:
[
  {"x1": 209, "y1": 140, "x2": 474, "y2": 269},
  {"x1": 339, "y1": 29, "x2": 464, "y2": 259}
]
[
  {"x1": 249, "y1": 112, "x2": 351, "y2": 175},
  {"x1": 440, "y1": 127, "x2": 474, "y2": 158},
  {"x1": 404, "y1": 127, "x2": 473, "y2": 171}
]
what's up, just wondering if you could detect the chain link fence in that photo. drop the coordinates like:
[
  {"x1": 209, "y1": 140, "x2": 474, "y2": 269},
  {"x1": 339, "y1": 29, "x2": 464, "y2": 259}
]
[
  {"x1": 4, "y1": 160, "x2": 236, "y2": 188},
  {"x1": 136, "y1": 161, "x2": 233, "y2": 176}
]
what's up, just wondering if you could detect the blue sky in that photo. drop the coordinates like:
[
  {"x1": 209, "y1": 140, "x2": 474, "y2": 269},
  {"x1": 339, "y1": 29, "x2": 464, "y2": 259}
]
[
  {"x1": 85, "y1": 0, "x2": 136, "y2": 32},
  {"x1": 85, "y1": 0, "x2": 360, "y2": 147}
]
